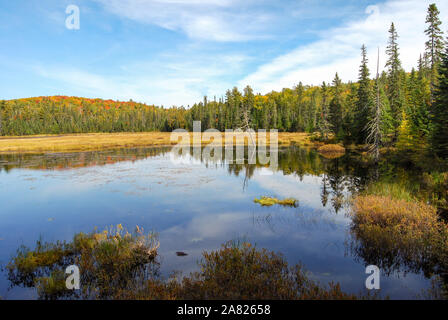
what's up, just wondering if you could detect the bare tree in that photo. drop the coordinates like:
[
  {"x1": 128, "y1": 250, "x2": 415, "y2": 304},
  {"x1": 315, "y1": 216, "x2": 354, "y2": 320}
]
[{"x1": 367, "y1": 47, "x2": 383, "y2": 163}]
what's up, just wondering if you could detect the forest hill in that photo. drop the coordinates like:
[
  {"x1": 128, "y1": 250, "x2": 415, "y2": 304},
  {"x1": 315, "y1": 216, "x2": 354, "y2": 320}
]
[{"x1": 0, "y1": 4, "x2": 447, "y2": 160}]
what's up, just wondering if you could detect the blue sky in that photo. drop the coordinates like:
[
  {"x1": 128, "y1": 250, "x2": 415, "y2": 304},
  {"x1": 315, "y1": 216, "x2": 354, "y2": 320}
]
[{"x1": 0, "y1": 0, "x2": 447, "y2": 106}]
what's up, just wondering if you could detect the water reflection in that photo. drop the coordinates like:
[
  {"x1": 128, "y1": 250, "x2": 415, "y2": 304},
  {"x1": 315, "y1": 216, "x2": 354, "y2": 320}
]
[{"x1": 0, "y1": 146, "x2": 436, "y2": 298}]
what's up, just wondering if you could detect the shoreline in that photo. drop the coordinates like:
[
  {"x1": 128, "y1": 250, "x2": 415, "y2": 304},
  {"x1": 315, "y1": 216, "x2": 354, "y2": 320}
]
[{"x1": 0, "y1": 132, "x2": 317, "y2": 154}]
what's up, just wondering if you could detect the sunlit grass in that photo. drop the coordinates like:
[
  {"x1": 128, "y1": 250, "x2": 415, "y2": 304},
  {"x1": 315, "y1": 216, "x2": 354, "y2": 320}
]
[
  {"x1": 350, "y1": 194, "x2": 448, "y2": 278},
  {"x1": 317, "y1": 144, "x2": 346, "y2": 155},
  {"x1": 254, "y1": 196, "x2": 298, "y2": 207},
  {"x1": 0, "y1": 132, "x2": 318, "y2": 153}
]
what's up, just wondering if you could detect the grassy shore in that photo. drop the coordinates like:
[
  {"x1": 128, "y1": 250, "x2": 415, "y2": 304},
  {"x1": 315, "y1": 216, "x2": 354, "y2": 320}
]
[{"x1": 0, "y1": 132, "x2": 316, "y2": 153}]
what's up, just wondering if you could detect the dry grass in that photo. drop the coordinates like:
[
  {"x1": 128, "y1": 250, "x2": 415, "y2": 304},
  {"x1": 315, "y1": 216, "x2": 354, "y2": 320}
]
[
  {"x1": 0, "y1": 132, "x2": 316, "y2": 153},
  {"x1": 352, "y1": 195, "x2": 439, "y2": 230},
  {"x1": 317, "y1": 144, "x2": 346, "y2": 155},
  {"x1": 350, "y1": 195, "x2": 448, "y2": 276}
]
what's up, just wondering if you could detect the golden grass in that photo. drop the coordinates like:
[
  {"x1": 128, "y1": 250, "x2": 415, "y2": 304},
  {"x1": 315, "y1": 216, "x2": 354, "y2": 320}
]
[
  {"x1": 352, "y1": 195, "x2": 439, "y2": 230},
  {"x1": 317, "y1": 144, "x2": 346, "y2": 155},
  {"x1": 254, "y1": 196, "x2": 298, "y2": 207},
  {"x1": 350, "y1": 194, "x2": 448, "y2": 275},
  {"x1": 0, "y1": 132, "x2": 316, "y2": 153}
]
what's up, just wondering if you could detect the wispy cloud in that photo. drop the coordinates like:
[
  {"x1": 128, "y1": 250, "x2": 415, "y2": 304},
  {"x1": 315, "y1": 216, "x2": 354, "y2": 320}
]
[
  {"x1": 94, "y1": 0, "x2": 276, "y2": 41},
  {"x1": 239, "y1": 0, "x2": 448, "y2": 93}
]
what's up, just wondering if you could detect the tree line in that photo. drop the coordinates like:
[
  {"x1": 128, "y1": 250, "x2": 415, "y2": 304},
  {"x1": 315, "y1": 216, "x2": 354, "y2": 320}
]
[{"x1": 0, "y1": 3, "x2": 447, "y2": 159}]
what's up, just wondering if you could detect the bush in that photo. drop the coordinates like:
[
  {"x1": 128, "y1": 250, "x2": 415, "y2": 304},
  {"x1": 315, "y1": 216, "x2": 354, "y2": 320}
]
[{"x1": 350, "y1": 195, "x2": 448, "y2": 277}]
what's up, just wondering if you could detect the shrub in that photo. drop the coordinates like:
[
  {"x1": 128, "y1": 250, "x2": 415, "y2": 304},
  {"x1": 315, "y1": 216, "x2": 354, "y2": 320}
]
[{"x1": 350, "y1": 195, "x2": 448, "y2": 276}]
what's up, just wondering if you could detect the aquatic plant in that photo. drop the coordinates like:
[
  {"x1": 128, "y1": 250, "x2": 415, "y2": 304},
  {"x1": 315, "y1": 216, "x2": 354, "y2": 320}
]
[
  {"x1": 7, "y1": 231, "x2": 370, "y2": 300},
  {"x1": 121, "y1": 242, "x2": 366, "y2": 300},
  {"x1": 254, "y1": 196, "x2": 298, "y2": 207},
  {"x1": 7, "y1": 225, "x2": 160, "y2": 299}
]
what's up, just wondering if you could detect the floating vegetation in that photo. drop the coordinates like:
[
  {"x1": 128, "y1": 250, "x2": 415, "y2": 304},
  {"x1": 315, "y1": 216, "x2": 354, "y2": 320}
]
[{"x1": 254, "y1": 196, "x2": 298, "y2": 208}]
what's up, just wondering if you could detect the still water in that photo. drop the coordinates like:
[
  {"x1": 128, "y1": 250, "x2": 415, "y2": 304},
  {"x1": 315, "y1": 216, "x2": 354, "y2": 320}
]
[{"x1": 0, "y1": 146, "x2": 432, "y2": 299}]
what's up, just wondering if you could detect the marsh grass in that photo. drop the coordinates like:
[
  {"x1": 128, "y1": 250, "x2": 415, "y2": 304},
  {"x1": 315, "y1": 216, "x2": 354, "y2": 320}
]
[
  {"x1": 7, "y1": 224, "x2": 160, "y2": 299},
  {"x1": 363, "y1": 181, "x2": 417, "y2": 202},
  {"x1": 0, "y1": 132, "x2": 316, "y2": 153},
  {"x1": 350, "y1": 195, "x2": 448, "y2": 277},
  {"x1": 120, "y1": 242, "x2": 366, "y2": 300},
  {"x1": 254, "y1": 196, "x2": 298, "y2": 207},
  {"x1": 7, "y1": 228, "x2": 370, "y2": 300}
]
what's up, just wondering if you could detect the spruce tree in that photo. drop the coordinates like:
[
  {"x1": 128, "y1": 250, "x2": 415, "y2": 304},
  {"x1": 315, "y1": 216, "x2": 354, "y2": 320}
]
[
  {"x1": 385, "y1": 22, "x2": 405, "y2": 131},
  {"x1": 353, "y1": 45, "x2": 373, "y2": 144},
  {"x1": 431, "y1": 42, "x2": 448, "y2": 159},
  {"x1": 319, "y1": 82, "x2": 332, "y2": 140},
  {"x1": 425, "y1": 3, "x2": 444, "y2": 96},
  {"x1": 329, "y1": 73, "x2": 344, "y2": 139}
]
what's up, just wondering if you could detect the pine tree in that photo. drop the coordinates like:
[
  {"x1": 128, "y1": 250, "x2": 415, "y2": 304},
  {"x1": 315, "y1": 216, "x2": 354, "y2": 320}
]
[
  {"x1": 431, "y1": 42, "x2": 448, "y2": 159},
  {"x1": 425, "y1": 3, "x2": 444, "y2": 96}
]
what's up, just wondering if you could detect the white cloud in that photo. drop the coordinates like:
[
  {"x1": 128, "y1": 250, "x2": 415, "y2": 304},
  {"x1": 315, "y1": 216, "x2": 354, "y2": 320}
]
[
  {"x1": 239, "y1": 0, "x2": 448, "y2": 93},
  {"x1": 29, "y1": 0, "x2": 448, "y2": 106},
  {"x1": 94, "y1": 0, "x2": 275, "y2": 41}
]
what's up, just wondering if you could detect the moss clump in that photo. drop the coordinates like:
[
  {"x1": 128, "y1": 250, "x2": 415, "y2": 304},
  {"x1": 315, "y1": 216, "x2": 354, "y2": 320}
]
[{"x1": 254, "y1": 196, "x2": 298, "y2": 207}]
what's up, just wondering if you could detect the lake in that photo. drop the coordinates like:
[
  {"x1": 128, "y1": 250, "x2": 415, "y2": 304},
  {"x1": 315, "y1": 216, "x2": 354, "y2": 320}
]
[{"x1": 0, "y1": 146, "x2": 433, "y2": 299}]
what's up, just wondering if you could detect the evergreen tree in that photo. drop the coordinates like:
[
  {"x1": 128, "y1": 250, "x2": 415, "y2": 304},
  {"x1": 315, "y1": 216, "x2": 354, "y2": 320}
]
[
  {"x1": 319, "y1": 82, "x2": 332, "y2": 140},
  {"x1": 329, "y1": 73, "x2": 344, "y2": 139},
  {"x1": 353, "y1": 45, "x2": 373, "y2": 144},
  {"x1": 425, "y1": 3, "x2": 444, "y2": 94},
  {"x1": 385, "y1": 22, "x2": 405, "y2": 131},
  {"x1": 431, "y1": 42, "x2": 448, "y2": 159},
  {"x1": 397, "y1": 110, "x2": 413, "y2": 152}
]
